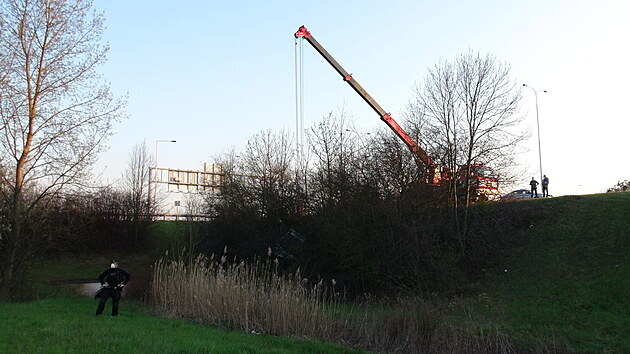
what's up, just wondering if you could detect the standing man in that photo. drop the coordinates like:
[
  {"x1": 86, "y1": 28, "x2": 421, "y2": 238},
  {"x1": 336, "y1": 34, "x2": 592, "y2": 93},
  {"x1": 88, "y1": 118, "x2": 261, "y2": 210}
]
[
  {"x1": 96, "y1": 260, "x2": 131, "y2": 316},
  {"x1": 529, "y1": 177, "x2": 539, "y2": 198},
  {"x1": 542, "y1": 175, "x2": 550, "y2": 197}
]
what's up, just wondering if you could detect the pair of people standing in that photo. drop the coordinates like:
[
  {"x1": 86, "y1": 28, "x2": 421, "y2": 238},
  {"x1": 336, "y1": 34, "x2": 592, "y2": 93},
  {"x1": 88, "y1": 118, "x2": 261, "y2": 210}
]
[{"x1": 530, "y1": 175, "x2": 550, "y2": 197}]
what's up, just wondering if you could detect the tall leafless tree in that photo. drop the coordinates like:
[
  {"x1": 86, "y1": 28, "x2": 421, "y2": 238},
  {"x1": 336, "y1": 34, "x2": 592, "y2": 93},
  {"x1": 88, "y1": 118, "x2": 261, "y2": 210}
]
[
  {"x1": 407, "y1": 51, "x2": 526, "y2": 207},
  {"x1": 209, "y1": 148, "x2": 253, "y2": 217},
  {"x1": 406, "y1": 60, "x2": 460, "y2": 203},
  {"x1": 307, "y1": 109, "x2": 357, "y2": 210},
  {"x1": 121, "y1": 141, "x2": 152, "y2": 248},
  {"x1": 242, "y1": 129, "x2": 300, "y2": 218},
  {"x1": 404, "y1": 51, "x2": 526, "y2": 259},
  {"x1": 0, "y1": 0, "x2": 124, "y2": 299}
]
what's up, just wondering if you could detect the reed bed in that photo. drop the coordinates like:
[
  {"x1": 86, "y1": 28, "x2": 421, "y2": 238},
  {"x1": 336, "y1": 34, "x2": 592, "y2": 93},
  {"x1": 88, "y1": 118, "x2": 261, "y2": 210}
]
[
  {"x1": 151, "y1": 252, "x2": 559, "y2": 353},
  {"x1": 151, "y1": 251, "x2": 343, "y2": 339}
]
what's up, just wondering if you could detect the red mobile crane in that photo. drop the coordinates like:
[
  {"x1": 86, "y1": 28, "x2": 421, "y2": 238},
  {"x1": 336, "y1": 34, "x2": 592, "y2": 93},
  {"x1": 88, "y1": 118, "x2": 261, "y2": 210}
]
[{"x1": 295, "y1": 25, "x2": 499, "y2": 200}]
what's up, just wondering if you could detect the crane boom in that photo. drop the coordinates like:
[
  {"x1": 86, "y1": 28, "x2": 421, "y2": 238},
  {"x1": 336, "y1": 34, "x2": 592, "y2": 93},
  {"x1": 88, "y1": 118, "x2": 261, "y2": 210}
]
[{"x1": 294, "y1": 25, "x2": 436, "y2": 171}]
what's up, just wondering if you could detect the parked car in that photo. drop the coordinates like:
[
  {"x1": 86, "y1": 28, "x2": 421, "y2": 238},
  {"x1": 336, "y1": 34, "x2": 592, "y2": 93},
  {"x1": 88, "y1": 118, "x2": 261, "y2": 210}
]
[
  {"x1": 500, "y1": 189, "x2": 533, "y2": 201},
  {"x1": 500, "y1": 189, "x2": 552, "y2": 201}
]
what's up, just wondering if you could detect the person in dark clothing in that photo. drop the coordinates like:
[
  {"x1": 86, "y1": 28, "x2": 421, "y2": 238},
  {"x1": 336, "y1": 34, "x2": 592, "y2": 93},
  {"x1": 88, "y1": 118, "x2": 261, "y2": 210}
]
[
  {"x1": 542, "y1": 175, "x2": 549, "y2": 197},
  {"x1": 96, "y1": 260, "x2": 130, "y2": 316},
  {"x1": 529, "y1": 177, "x2": 539, "y2": 197}
]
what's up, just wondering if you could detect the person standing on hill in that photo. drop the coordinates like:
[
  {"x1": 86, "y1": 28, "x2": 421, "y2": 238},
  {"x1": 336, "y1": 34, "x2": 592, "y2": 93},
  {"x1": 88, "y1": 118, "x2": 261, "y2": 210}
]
[
  {"x1": 542, "y1": 175, "x2": 550, "y2": 197},
  {"x1": 529, "y1": 177, "x2": 539, "y2": 198},
  {"x1": 95, "y1": 260, "x2": 130, "y2": 316}
]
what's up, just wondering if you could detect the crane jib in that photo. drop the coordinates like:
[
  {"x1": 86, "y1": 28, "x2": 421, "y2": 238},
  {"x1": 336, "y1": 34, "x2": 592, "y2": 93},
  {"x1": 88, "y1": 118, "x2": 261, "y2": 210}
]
[
  {"x1": 295, "y1": 25, "x2": 435, "y2": 169},
  {"x1": 297, "y1": 33, "x2": 387, "y2": 117}
]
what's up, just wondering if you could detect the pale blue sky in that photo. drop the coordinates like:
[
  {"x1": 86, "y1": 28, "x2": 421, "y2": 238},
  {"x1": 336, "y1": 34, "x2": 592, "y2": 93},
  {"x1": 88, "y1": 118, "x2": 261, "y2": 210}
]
[{"x1": 93, "y1": 0, "x2": 630, "y2": 196}]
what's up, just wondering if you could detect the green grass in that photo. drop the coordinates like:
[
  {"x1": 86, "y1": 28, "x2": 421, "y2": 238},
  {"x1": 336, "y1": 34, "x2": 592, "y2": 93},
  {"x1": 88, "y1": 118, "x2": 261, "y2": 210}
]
[
  {"x1": 147, "y1": 221, "x2": 191, "y2": 255},
  {"x1": 0, "y1": 297, "x2": 363, "y2": 353},
  {"x1": 485, "y1": 193, "x2": 630, "y2": 352}
]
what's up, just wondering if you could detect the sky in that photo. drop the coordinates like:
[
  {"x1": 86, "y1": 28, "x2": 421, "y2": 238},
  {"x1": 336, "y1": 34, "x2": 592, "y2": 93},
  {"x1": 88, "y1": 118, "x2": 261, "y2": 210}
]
[{"x1": 92, "y1": 0, "x2": 630, "y2": 197}]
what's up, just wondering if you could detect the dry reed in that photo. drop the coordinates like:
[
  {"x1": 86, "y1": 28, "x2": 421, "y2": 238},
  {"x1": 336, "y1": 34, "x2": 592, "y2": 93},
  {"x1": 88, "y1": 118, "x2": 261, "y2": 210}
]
[
  {"x1": 151, "y1": 253, "x2": 558, "y2": 353},
  {"x1": 151, "y1": 252, "x2": 342, "y2": 339}
]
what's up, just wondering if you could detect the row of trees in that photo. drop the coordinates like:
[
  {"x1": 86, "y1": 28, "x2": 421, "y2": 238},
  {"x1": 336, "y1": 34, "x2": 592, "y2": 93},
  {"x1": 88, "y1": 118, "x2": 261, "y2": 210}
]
[
  {"x1": 196, "y1": 51, "x2": 530, "y2": 294},
  {"x1": 201, "y1": 132, "x2": 523, "y2": 294},
  {"x1": 204, "y1": 61, "x2": 528, "y2": 291}
]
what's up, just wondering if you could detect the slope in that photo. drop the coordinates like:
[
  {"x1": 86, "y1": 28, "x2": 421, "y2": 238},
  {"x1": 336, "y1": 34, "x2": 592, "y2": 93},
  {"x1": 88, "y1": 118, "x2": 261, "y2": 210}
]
[{"x1": 487, "y1": 192, "x2": 630, "y2": 352}]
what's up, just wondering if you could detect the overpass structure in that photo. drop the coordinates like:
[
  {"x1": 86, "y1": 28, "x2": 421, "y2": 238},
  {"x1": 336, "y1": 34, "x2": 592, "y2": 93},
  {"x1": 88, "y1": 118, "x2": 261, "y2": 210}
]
[{"x1": 150, "y1": 163, "x2": 224, "y2": 193}]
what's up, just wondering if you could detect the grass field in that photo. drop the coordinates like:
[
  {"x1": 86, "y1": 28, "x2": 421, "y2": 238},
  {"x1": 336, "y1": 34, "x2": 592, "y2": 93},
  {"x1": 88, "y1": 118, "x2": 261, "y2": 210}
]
[{"x1": 0, "y1": 296, "x2": 363, "y2": 353}]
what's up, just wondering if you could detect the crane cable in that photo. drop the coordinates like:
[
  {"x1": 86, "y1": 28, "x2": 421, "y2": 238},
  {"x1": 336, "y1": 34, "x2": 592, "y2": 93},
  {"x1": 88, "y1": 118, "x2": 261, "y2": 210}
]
[{"x1": 294, "y1": 36, "x2": 305, "y2": 160}]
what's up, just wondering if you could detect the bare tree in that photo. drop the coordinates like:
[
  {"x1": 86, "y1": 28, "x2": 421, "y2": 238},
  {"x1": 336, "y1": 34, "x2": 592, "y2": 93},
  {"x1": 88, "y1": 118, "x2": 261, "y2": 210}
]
[
  {"x1": 211, "y1": 130, "x2": 302, "y2": 220},
  {"x1": 0, "y1": 0, "x2": 124, "y2": 299},
  {"x1": 307, "y1": 109, "x2": 357, "y2": 210},
  {"x1": 121, "y1": 141, "x2": 152, "y2": 248},
  {"x1": 242, "y1": 129, "x2": 300, "y2": 218},
  {"x1": 181, "y1": 193, "x2": 206, "y2": 256},
  {"x1": 210, "y1": 149, "x2": 254, "y2": 217},
  {"x1": 406, "y1": 60, "x2": 461, "y2": 203},
  {"x1": 369, "y1": 129, "x2": 422, "y2": 198},
  {"x1": 407, "y1": 52, "x2": 526, "y2": 206},
  {"x1": 457, "y1": 52, "x2": 525, "y2": 204}
]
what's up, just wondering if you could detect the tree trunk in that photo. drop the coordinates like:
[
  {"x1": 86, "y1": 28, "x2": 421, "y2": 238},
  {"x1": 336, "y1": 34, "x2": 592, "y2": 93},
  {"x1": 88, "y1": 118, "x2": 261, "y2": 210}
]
[{"x1": 0, "y1": 213, "x2": 21, "y2": 301}]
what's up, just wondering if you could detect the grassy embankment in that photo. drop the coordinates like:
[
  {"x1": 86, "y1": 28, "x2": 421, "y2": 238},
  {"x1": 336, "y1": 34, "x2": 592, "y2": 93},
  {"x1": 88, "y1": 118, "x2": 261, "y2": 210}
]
[{"x1": 483, "y1": 192, "x2": 630, "y2": 352}]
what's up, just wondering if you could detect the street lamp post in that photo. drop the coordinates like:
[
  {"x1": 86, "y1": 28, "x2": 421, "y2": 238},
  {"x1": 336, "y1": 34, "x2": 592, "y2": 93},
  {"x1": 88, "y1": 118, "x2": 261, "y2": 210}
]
[{"x1": 523, "y1": 84, "x2": 547, "y2": 187}]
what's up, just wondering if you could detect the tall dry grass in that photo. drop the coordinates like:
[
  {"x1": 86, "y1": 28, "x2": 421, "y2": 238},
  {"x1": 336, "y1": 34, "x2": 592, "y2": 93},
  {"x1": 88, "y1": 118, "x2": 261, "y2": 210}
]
[
  {"x1": 151, "y1": 252, "x2": 557, "y2": 353},
  {"x1": 151, "y1": 250, "x2": 342, "y2": 339}
]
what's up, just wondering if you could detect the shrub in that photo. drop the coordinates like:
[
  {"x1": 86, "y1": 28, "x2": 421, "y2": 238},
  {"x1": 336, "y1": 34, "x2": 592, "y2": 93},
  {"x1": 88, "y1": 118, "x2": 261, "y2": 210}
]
[{"x1": 607, "y1": 180, "x2": 630, "y2": 193}]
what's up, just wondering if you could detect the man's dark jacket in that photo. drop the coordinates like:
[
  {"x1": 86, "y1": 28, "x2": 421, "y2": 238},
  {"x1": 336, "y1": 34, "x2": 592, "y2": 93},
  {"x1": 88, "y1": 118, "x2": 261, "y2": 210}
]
[{"x1": 98, "y1": 267, "x2": 131, "y2": 289}]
